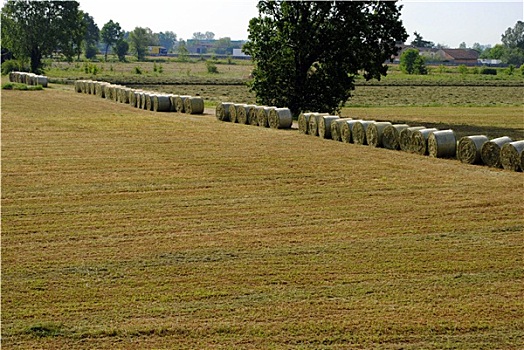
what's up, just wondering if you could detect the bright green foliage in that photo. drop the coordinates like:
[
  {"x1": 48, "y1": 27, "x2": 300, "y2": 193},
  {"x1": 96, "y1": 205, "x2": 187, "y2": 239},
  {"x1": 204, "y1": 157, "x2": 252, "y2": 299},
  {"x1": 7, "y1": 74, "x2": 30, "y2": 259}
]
[
  {"x1": 100, "y1": 20, "x2": 123, "y2": 61},
  {"x1": 243, "y1": 1, "x2": 407, "y2": 116},
  {"x1": 400, "y1": 49, "x2": 427, "y2": 75},
  {"x1": 1, "y1": 0, "x2": 84, "y2": 73}
]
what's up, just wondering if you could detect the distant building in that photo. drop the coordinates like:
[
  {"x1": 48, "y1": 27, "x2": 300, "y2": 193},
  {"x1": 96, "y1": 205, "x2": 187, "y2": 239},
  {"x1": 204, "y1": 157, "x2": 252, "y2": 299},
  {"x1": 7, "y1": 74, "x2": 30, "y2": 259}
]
[
  {"x1": 148, "y1": 46, "x2": 167, "y2": 56},
  {"x1": 185, "y1": 39, "x2": 246, "y2": 55},
  {"x1": 232, "y1": 49, "x2": 250, "y2": 58},
  {"x1": 435, "y1": 48, "x2": 479, "y2": 65}
]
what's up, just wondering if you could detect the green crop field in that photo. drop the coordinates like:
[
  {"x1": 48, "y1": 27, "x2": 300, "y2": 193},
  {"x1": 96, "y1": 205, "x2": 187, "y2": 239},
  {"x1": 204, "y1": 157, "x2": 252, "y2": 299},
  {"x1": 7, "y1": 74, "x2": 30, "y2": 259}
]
[{"x1": 2, "y1": 79, "x2": 523, "y2": 349}]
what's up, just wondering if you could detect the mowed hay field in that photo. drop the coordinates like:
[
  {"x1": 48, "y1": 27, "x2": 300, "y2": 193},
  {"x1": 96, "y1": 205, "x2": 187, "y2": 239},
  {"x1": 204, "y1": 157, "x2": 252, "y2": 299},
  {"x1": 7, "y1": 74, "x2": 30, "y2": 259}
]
[{"x1": 2, "y1": 86, "x2": 524, "y2": 349}]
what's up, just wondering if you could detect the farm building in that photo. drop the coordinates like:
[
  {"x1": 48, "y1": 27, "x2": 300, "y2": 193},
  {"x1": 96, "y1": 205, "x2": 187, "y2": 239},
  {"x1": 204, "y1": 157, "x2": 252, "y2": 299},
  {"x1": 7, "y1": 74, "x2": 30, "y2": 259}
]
[{"x1": 435, "y1": 48, "x2": 480, "y2": 65}]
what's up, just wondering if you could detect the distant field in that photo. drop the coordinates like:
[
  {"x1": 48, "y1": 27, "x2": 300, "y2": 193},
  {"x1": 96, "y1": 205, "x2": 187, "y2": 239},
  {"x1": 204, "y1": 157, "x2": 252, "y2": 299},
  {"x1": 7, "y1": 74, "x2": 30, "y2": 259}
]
[{"x1": 2, "y1": 85, "x2": 523, "y2": 349}]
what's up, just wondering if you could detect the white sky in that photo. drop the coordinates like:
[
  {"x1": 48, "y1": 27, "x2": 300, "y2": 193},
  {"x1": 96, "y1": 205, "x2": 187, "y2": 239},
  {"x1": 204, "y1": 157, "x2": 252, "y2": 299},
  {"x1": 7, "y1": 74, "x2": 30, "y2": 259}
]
[{"x1": 78, "y1": 0, "x2": 523, "y2": 48}]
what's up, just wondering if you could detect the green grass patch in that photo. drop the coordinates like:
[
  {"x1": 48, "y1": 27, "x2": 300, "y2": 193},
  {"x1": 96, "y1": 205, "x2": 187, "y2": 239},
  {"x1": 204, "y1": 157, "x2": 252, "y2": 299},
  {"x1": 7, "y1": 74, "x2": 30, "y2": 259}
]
[{"x1": 2, "y1": 82, "x2": 43, "y2": 91}]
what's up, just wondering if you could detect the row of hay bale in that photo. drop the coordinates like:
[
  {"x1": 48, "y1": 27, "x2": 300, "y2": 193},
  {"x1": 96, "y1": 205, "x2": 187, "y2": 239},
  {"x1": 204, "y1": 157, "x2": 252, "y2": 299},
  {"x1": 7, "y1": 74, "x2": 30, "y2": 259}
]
[
  {"x1": 9, "y1": 71, "x2": 48, "y2": 87},
  {"x1": 298, "y1": 112, "x2": 524, "y2": 172},
  {"x1": 457, "y1": 136, "x2": 524, "y2": 172},
  {"x1": 215, "y1": 102, "x2": 293, "y2": 129},
  {"x1": 74, "y1": 79, "x2": 204, "y2": 114}
]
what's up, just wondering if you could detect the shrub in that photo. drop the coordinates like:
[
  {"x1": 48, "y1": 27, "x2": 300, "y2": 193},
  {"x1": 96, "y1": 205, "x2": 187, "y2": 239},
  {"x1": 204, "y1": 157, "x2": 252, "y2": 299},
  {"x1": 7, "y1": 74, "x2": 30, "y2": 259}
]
[
  {"x1": 2, "y1": 82, "x2": 43, "y2": 90},
  {"x1": 134, "y1": 66, "x2": 142, "y2": 74},
  {"x1": 506, "y1": 64, "x2": 515, "y2": 75},
  {"x1": 206, "y1": 61, "x2": 219, "y2": 74},
  {"x1": 400, "y1": 48, "x2": 427, "y2": 75},
  {"x1": 458, "y1": 64, "x2": 468, "y2": 75},
  {"x1": 1, "y1": 59, "x2": 25, "y2": 75},
  {"x1": 480, "y1": 67, "x2": 497, "y2": 75}
]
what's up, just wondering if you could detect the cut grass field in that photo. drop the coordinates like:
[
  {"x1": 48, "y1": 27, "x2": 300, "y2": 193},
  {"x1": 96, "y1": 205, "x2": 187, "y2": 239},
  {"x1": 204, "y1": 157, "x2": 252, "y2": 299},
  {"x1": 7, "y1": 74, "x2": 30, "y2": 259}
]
[{"x1": 2, "y1": 85, "x2": 523, "y2": 349}]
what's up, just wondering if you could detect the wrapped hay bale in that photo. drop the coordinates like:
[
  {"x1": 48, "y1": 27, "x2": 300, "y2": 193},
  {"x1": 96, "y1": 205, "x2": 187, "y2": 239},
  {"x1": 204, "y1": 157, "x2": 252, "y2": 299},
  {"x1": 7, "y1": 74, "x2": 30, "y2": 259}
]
[
  {"x1": 366, "y1": 121, "x2": 393, "y2": 148},
  {"x1": 9, "y1": 71, "x2": 15, "y2": 82},
  {"x1": 411, "y1": 128, "x2": 438, "y2": 155},
  {"x1": 318, "y1": 115, "x2": 340, "y2": 139},
  {"x1": 340, "y1": 119, "x2": 363, "y2": 143},
  {"x1": 140, "y1": 92, "x2": 148, "y2": 109},
  {"x1": 153, "y1": 94, "x2": 171, "y2": 112},
  {"x1": 35, "y1": 75, "x2": 48, "y2": 87},
  {"x1": 457, "y1": 135, "x2": 489, "y2": 164},
  {"x1": 119, "y1": 87, "x2": 131, "y2": 104},
  {"x1": 331, "y1": 118, "x2": 350, "y2": 142},
  {"x1": 175, "y1": 95, "x2": 191, "y2": 113},
  {"x1": 382, "y1": 124, "x2": 409, "y2": 150},
  {"x1": 216, "y1": 102, "x2": 234, "y2": 121},
  {"x1": 185, "y1": 97, "x2": 205, "y2": 114},
  {"x1": 500, "y1": 140, "x2": 524, "y2": 172},
  {"x1": 257, "y1": 106, "x2": 276, "y2": 127},
  {"x1": 269, "y1": 108, "x2": 293, "y2": 129},
  {"x1": 428, "y1": 129, "x2": 456, "y2": 158},
  {"x1": 481, "y1": 136, "x2": 513, "y2": 168},
  {"x1": 399, "y1": 126, "x2": 426, "y2": 152},
  {"x1": 237, "y1": 104, "x2": 255, "y2": 124},
  {"x1": 352, "y1": 120, "x2": 376, "y2": 145}
]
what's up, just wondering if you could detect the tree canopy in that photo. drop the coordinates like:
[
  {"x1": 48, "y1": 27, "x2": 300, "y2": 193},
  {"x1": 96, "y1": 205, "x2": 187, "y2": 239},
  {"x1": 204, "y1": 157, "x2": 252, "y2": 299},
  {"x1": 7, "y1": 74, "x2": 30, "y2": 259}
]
[
  {"x1": 410, "y1": 32, "x2": 434, "y2": 48},
  {"x1": 1, "y1": 0, "x2": 84, "y2": 73},
  {"x1": 129, "y1": 27, "x2": 156, "y2": 61},
  {"x1": 100, "y1": 20, "x2": 123, "y2": 61},
  {"x1": 243, "y1": 1, "x2": 407, "y2": 116}
]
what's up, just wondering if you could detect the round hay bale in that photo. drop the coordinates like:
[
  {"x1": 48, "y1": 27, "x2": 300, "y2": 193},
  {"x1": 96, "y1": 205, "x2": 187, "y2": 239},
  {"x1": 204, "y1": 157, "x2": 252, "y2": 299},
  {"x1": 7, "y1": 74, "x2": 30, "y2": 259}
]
[
  {"x1": 167, "y1": 94, "x2": 177, "y2": 112},
  {"x1": 216, "y1": 102, "x2": 234, "y2": 121},
  {"x1": 399, "y1": 126, "x2": 426, "y2": 152},
  {"x1": 8, "y1": 71, "x2": 15, "y2": 82},
  {"x1": 480, "y1": 136, "x2": 513, "y2": 168},
  {"x1": 253, "y1": 106, "x2": 266, "y2": 126},
  {"x1": 257, "y1": 106, "x2": 275, "y2": 127},
  {"x1": 120, "y1": 88, "x2": 131, "y2": 104},
  {"x1": 248, "y1": 105, "x2": 260, "y2": 126},
  {"x1": 457, "y1": 135, "x2": 489, "y2": 164},
  {"x1": 145, "y1": 93, "x2": 155, "y2": 111},
  {"x1": 366, "y1": 121, "x2": 393, "y2": 147},
  {"x1": 428, "y1": 129, "x2": 456, "y2": 158},
  {"x1": 382, "y1": 124, "x2": 409, "y2": 150},
  {"x1": 500, "y1": 140, "x2": 524, "y2": 172},
  {"x1": 185, "y1": 97, "x2": 205, "y2": 114},
  {"x1": 88, "y1": 81, "x2": 96, "y2": 95},
  {"x1": 331, "y1": 118, "x2": 350, "y2": 142},
  {"x1": 235, "y1": 104, "x2": 249, "y2": 124},
  {"x1": 35, "y1": 75, "x2": 48, "y2": 87},
  {"x1": 307, "y1": 113, "x2": 328, "y2": 136},
  {"x1": 318, "y1": 115, "x2": 340, "y2": 139},
  {"x1": 269, "y1": 108, "x2": 293, "y2": 129},
  {"x1": 237, "y1": 104, "x2": 255, "y2": 124},
  {"x1": 74, "y1": 80, "x2": 83, "y2": 93},
  {"x1": 521, "y1": 147, "x2": 524, "y2": 171},
  {"x1": 411, "y1": 128, "x2": 438, "y2": 155},
  {"x1": 153, "y1": 94, "x2": 171, "y2": 112},
  {"x1": 340, "y1": 119, "x2": 363, "y2": 143},
  {"x1": 298, "y1": 112, "x2": 314, "y2": 134},
  {"x1": 229, "y1": 104, "x2": 242, "y2": 123},
  {"x1": 352, "y1": 120, "x2": 376, "y2": 145},
  {"x1": 175, "y1": 95, "x2": 191, "y2": 113}
]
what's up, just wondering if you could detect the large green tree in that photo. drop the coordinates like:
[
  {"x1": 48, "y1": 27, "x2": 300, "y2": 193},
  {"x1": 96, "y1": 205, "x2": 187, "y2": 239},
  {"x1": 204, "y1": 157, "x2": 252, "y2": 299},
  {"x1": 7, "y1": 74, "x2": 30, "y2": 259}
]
[
  {"x1": 243, "y1": 1, "x2": 407, "y2": 116},
  {"x1": 501, "y1": 21, "x2": 524, "y2": 66},
  {"x1": 399, "y1": 48, "x2": 427, "y2": 75},
  {"x1": 100, "y1": 20, "x2": 122, "y2": 61},
  {"x1": 129, "y1": 27, "x2": 156, "y2": 61},
  {"x1": 1, "y1": 0, "x2": 84, "y2": 73},
  {"x1": 82, "y1": 12, "x2": 99, "y2": 59}
]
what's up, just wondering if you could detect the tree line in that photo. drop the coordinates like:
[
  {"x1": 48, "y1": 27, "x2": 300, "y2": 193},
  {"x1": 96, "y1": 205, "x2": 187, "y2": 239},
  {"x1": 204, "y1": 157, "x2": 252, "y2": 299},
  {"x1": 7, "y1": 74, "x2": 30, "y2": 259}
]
[{"x1": 0, "y1": 0, "x2": 231, "y2": 73}]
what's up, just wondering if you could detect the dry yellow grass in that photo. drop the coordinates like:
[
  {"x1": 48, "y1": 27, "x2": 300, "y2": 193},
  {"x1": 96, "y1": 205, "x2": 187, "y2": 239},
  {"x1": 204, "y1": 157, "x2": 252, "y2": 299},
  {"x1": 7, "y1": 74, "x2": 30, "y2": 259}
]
[{"x1": 2, "y1": 85, "x2": 523, "y2": 349}]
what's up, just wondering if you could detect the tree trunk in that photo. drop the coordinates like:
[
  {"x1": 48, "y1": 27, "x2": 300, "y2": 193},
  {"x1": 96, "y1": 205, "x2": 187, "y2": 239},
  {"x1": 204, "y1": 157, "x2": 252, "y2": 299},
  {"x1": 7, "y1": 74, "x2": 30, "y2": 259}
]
[
  {"x1": 30, "y1": 47, "x2": 42, "y2": 74},
  {"x1": 105, "y1": 43, "x2": 109, "y2": 61}
]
